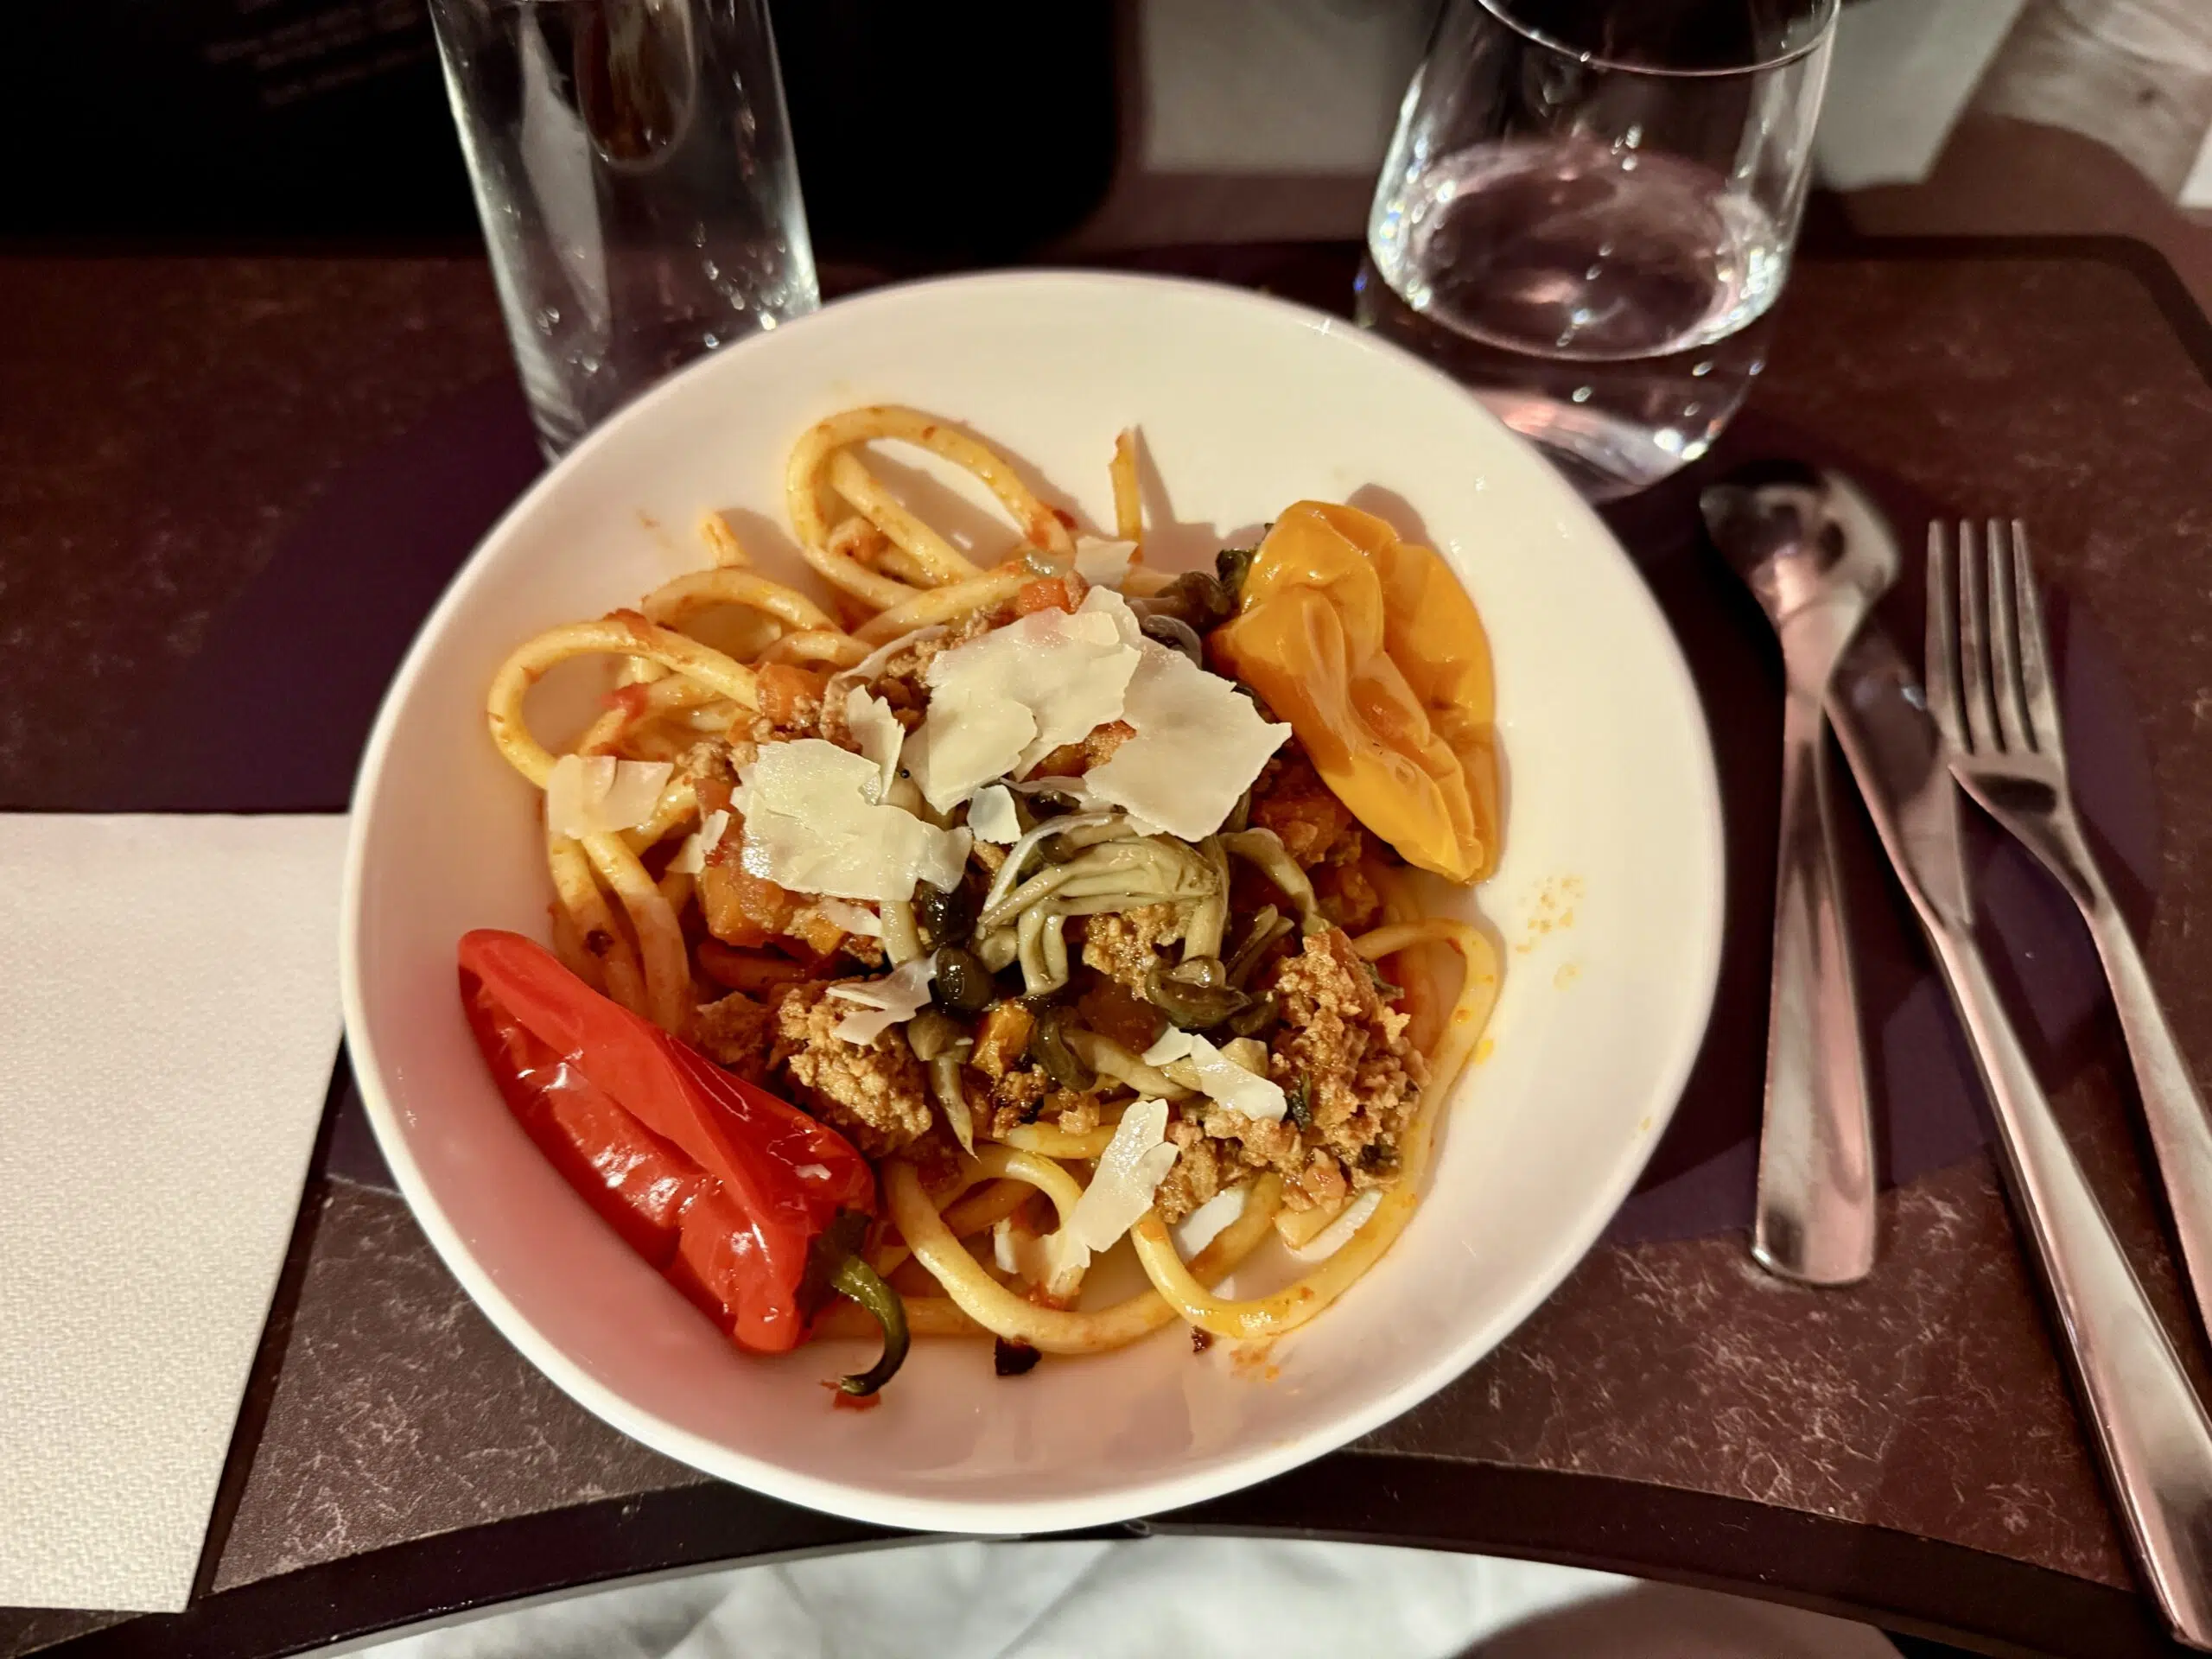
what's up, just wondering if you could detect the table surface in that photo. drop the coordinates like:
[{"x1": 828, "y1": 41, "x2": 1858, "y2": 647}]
[{"x1": 3, "y1": 236, "x2": 2212, "y2": 1659}]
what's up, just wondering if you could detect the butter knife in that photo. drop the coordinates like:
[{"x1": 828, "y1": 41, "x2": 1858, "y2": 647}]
[{"x1": 1830, "y1": 618, "x2": 2212, "y2": 1650}]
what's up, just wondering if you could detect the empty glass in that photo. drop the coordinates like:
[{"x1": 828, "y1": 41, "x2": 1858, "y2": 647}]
[
  {"x1": 1358, "y1": 0, "x2": 1836, "y2": 499},
  {"x1": 427, "y1": 0, "x2": 819, "y2": 457}
]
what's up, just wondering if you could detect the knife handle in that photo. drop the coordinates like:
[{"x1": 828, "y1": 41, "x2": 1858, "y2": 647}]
[
  {"x1": 2080, "y1": 885, "x2": 2212, "y2": 1354},
  {"x1": 1755, "y1": 690, "x2": 1878, "y2": 1284},
  {"x1": 1934, "y1": 926, "x2": 2212, "y2": 1649}
]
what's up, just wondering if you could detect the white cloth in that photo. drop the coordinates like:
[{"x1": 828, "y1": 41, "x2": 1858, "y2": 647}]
[
  {"x1": 346, "y1": 1538, "x2": 1899, "y2": 1659},
  {"x1": 0, "y1": 814, "x2": 347, "y2": 1611}
]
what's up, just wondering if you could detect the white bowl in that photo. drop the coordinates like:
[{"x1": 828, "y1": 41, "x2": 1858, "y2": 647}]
[{"x1": 342, "y1": 271, "x2": 1723, "y2": 1534}]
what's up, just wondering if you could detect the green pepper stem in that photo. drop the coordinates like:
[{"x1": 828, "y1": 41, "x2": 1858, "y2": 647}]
[{"x1": 830, "y1": 1254, "x2": 910, "y2": 1396}]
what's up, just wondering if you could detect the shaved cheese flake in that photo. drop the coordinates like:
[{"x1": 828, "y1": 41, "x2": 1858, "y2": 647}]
[
  {"x1": 901, "y1": 699, "x2": 1034, "y2": 817},
  {"x1": 843, "y1": 686, "x2": 906, "y2": 796},
  {"x1": 816, "y1": 896, "x2": 882, "y2": 938},
  {"x1": 1184, "y1": 1032, "x2": 1287, "y2": 1121},
  {"x1": 1287, "y1": 1188, "x2": 1384, "y2": 1262},
  {"x1": 1073, "y1": 537, "x2": 1137, "y2": 588},
  {"x1": 1085, "y1": 644, "x2": 1291, "y2": 840},
  {"x1": 965, "y1": 784, "x2": 1021, "y2": 844},
  {"x1": 1077, "y1": 584, "x2": 1147, "y2": 648},
  {"x1": 1068, "y1": 1098, "x2": 1179, "y2": 1250},
  {"x1": 825, "y1": 954, "x2": 938, "y2": 1044},
  {"x1": 543, "y1": 753, "x2": 596, "y2": 839},
  {"x1": 733, "y1": 739, "x2": 971, "y2": 903},
  {"x1": 1142, "y1": 1026, "x2": 1194, "y2": 1066},
  {"x1": 1019, "y1": 1098, "x2": 1180, "y2": 1298},
  {"x1": 909, "y1": 605, "x2": 1141, "y2": 809},
  {"x1": 667, "y1": 808, "x2": 730, "y2": 874},
  {"x1": 993, "y1": 1215, "x2": 1056, "y2": 1284},
  {"x1": 913, "y1": 825, "x2": 973, "y2": 893},
  {"x1": 598, "y1": 759, "x2": 673, "y2": 830},
  {"x1": 545, "y1": 754, "x2": 675, "y2": 838},
  {"x1": 1144, "y1": 1027, "x2": 1286, "y2": 1121}
]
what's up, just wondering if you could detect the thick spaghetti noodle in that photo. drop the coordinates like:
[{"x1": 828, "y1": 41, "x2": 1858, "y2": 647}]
[{"x1": 479, "y1": 404, "x2": 1502, "y2": 1380}]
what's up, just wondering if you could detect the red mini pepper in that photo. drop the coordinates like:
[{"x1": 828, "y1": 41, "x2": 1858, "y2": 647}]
[{"x1": 455, "y1": 929, "x2": 908, "y2": 1395}]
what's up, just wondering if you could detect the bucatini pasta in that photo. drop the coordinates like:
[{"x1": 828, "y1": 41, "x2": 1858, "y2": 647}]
[{"x1": 463, "y1": 404, "x2": 1502, "y2": 1394}]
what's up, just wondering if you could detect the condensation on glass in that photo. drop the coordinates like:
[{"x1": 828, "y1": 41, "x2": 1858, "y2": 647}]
[{"x1": 428, "y1": 0, "x2": 819, "y2": 457}]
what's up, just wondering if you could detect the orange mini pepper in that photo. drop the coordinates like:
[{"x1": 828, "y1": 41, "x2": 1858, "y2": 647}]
[{"x1": 1211, "y1": 502, "x2": 1500, "y2": 883}]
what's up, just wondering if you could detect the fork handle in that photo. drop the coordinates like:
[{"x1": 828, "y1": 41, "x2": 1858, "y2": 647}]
[
  {"x1": 1754, "y1": 691, "x2": 1878, "y2": 1285},
  {"x1": 2082, "y1": 889, "x2": 2212, "y2": 1347},
  {"x1": 1934, "y1": 925, "x2": 2212, "y2": 1649}
]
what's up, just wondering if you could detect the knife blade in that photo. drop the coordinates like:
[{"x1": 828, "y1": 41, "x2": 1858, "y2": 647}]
[
  {"x1": 1829, "y1": 615, "x2": 2212, "y2": 1650},
  {"x1": 1826, "y1": 622, "x2": 1971, "y2": 935}
]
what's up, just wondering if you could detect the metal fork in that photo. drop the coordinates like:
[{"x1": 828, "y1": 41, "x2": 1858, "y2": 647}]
[{"x1": 1936, "y1": 518, "x2": 2212, "y2": 1344}]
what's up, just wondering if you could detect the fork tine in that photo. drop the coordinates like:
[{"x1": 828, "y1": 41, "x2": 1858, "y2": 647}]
[
  {"x1": 1925, "y1": 522, "x2": 1966, "y2": 751},
  {"x1": 1955, "y1": 519, "x2": 1999, "y2": 757},
  {"x1": 2009, "y1": 521, "x2": 2063, "y2": 754},
  {"x1": 1986, "y1": 518, "x2": 2034, "y2": 754}
]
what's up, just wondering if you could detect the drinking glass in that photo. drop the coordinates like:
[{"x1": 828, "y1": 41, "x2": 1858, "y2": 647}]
[
  {"x1": 426, "y1": 0, "x2": 819, "y2": 458},
  {"x1": 1358, "y1": 0, "x2": 1836, "y2": 499}
]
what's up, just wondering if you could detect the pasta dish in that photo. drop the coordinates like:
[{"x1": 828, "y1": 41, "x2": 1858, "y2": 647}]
[{"x1": 459, "y1": 406, "x2": 1502, "y2": 1398}]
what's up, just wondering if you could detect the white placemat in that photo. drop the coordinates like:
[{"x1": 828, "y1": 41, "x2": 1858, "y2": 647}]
[{"x1": 0, "y1": 813, "x2": 347, "y2": 1611}]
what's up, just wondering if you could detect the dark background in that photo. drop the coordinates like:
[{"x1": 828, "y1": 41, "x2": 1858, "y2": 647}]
[{"x1": 1, "y1": 0, "x2": 1119, "y2": 262}]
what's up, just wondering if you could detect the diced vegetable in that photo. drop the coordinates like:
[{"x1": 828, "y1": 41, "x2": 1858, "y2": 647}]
[
  {"x1": 757, "y1": 662, "x2": 829, "y2": 728},
  {"x1": 972, "y1": 1001, "x2": 1036, "y2": 1078},
  {"x1": 1014, "y1": 575, "x2": 1079, "y2": 615}
]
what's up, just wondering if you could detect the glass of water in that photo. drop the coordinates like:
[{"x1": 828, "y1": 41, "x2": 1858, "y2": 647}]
[
  {"x1": 1359, "y1": 0, "x2": 1836, "y2": 499},
  {"x1": 427, "y1": 0, "x2": 819, "y2": 458}
]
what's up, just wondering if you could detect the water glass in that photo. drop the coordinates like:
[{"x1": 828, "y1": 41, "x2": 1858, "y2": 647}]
[
  {"x1": 427, "y1": 0, "x2": 819, "y2": 458},
  {"x1": 1359, "y1": 0, "x2": 1836, "y2": 499}
]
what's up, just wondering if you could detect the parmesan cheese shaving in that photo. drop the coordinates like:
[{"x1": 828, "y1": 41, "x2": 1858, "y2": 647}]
[
  {"x1": 964, "y1": 784, "x2": 1020, "y2": 844},
  {"x1": 1022, "y1": 1098, "x2": 1180, "y2": 1297},
  {"x1": 815, "y1": 897, "x2": 882, "y2": 938},
  {"x1": 1073, "y1": 537, "x2": 1137, "y2": 589},
  {"x1": 993, "y1": 1215, "x2": 1056, "y2": 1286},
  {"x1": 1140, "y1": 1026, "x2": 1286, "y2": 1122},
  {"x1": 1141, "y1": 1026, "x2": 1194, "y2": 1066},
  {"x1": 824, "y1": 954, "x2": 938, "y2": 1044},
  {"x1": 899, "y1": 701, "x2": 1033, "y2": 817},
  {"x1": 907, "y1": 605, "x2": 1141, "y2": 810},
  {"x1": 1085, "y1": 644, "x2": 1291, "y2": 840},
  {"x1": 1066, "y1": 1097, "x2": 1180, "y2": 1251},
  {"x1": 667, "y1": 808, "x2": 729, "y2": 874},
  {"x1": 843, "y1": 686, "x2": 906, "y2": 796},
  {"x1": 732, "y1": 739, "x2": 971, "y2": 903},
  {"x1": 1079, "y1": 584, "x2": 1147, "y2": 646},
  {"x1": 544, "y1": 755, "x2": 675, "y2": 839}
]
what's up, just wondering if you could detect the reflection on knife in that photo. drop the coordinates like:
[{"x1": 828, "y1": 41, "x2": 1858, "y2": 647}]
[{"x1": 1831, "y1": 621, "x2": 2212, "y2": 1651}]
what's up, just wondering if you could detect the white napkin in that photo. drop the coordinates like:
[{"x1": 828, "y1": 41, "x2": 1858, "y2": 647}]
[{"x1": 0, "y1": 814, "x2": 347, "y2": 1611}]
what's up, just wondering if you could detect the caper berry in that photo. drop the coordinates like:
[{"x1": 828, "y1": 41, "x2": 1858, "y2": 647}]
[
  {"x1": 1143, "y1": 959, "x2": 1251, "y2": 1029},
  {"x1": 1224, "y1": 990, "x2": 1280, "y2": 1040},
  {"x1": 914, "y1": 882, "x2": 976, "y2": 948},
  {"x1": 934, "y1": 946, "x2": 995, "y2": 1014},
  {"x1": 1027, "y1": 1005, "x2": 1096, "y2": 1092}
]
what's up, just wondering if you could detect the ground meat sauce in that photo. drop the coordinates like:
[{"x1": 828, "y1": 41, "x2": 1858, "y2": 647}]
[{"x1": 668, "y1": 633, "x2": 1426, "y2": 1242}]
